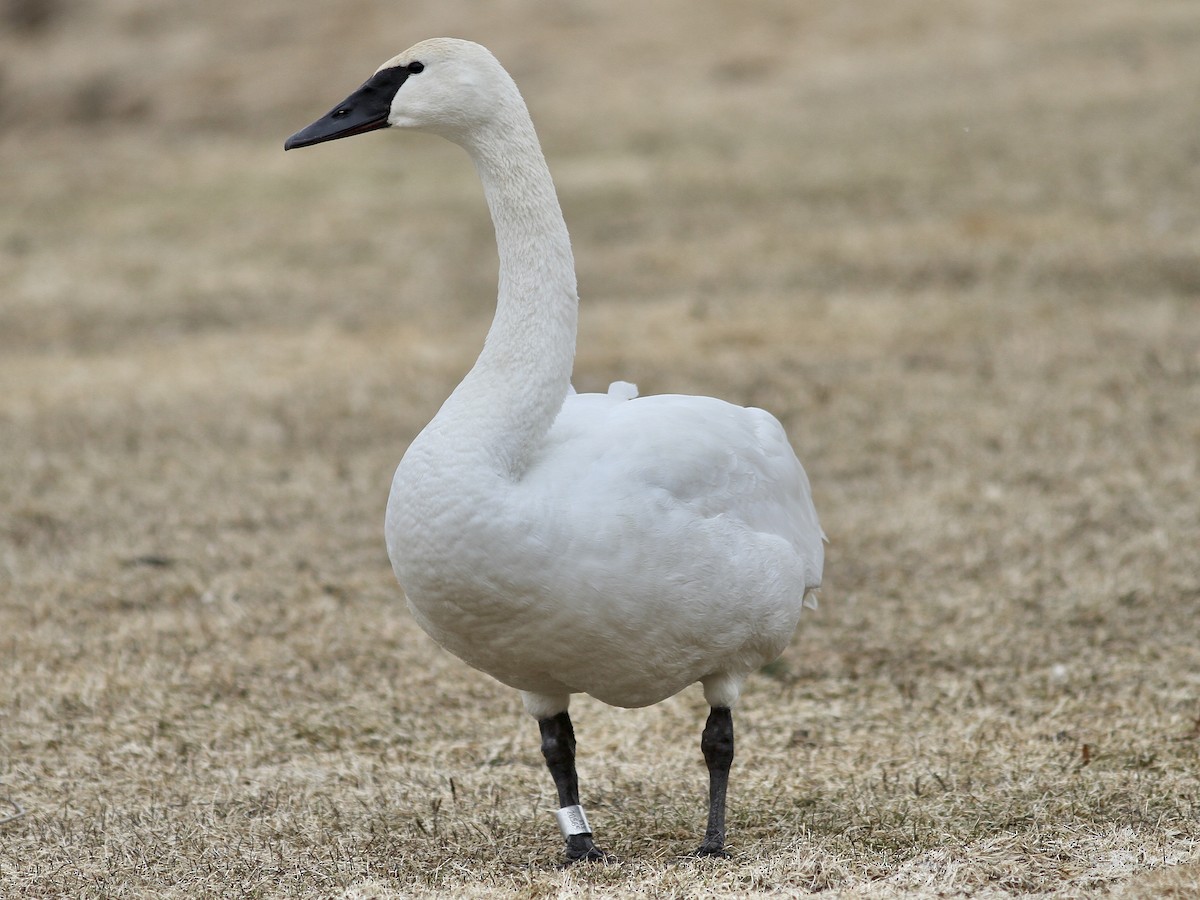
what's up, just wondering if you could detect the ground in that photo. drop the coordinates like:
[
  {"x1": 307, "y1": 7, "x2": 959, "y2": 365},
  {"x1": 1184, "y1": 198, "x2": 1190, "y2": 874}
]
[{"x1": 1, "y1": 0, "x2": 1199, "y2": 897}]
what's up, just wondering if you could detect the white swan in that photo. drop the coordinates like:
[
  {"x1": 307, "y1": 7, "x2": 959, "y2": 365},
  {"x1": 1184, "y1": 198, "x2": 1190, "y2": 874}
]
[{"x1": 285, "y1": 38, "x2": 824, "y2": 861}]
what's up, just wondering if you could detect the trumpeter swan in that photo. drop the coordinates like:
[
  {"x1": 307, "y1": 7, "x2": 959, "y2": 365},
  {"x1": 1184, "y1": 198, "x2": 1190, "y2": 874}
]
[{"x1": 285, "y1": 38, "x2": 824, "y2": 862}]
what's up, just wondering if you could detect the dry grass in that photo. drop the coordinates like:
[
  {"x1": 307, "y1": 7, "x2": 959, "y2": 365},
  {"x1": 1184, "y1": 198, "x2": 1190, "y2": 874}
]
[{"x1": 2, "y1": 0, "x2": 1199, "y2": 896}]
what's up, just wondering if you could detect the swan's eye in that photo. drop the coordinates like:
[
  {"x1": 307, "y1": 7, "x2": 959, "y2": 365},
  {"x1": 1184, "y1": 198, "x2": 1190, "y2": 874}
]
[
  {"x1": 332, "y1": 108, "x2": 349, "y2": 119},
  {"x1": 408, "y1": 61, "x2": 425, "y2": 74}
]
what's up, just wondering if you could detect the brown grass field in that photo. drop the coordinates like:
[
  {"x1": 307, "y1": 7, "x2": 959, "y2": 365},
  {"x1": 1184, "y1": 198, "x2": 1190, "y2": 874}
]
[{"x1": 2, "y1": 0, "x2": 1199, "y2": 896}]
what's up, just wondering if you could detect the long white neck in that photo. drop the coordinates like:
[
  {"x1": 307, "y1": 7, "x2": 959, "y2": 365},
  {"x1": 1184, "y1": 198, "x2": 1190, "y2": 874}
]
[{"x1": 423, "y1": 90, "x2": 578, "y2": 477}]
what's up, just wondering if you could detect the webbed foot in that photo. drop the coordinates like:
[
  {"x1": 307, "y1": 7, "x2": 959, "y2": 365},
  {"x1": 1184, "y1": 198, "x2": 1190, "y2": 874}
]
[
  {"x1": 691, "y1": 841, "x2": 728, "y2": 858},
  {"x1": 562, "y1": 834, "x2": 617, "y2": 865}
]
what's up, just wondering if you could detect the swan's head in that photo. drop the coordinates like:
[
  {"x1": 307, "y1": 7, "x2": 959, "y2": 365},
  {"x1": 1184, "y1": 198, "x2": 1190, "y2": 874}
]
[{"x1": 284, "y1": 39, "x2": 512, "y2": 150}]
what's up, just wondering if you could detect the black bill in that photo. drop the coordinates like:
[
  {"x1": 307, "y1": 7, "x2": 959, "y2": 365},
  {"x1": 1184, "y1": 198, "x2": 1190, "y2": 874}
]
[{"x1": 284, "y1": 65, "x2": 414, "y2": 150}]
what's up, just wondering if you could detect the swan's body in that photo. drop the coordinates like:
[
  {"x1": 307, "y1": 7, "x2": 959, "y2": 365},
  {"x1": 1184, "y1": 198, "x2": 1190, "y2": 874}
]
[
  {"x1": 286, "y1": 38, "x2": 823, "y2": 860},
  {"x1": 393, "y1": 388, "x2": 822, "y2": 712}
]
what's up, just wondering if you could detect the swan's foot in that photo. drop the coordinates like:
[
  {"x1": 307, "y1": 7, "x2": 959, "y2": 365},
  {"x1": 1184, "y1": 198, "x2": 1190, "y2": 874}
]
[
  {"x1": 563, "y1": 833, "x2": 617, "y2": 865},
  {"x1": 692, "y1": 840, "x2": 728, "y2": 858},
  {"x1": 539, "y1": 713, "x2": 617, "y2": 864}
]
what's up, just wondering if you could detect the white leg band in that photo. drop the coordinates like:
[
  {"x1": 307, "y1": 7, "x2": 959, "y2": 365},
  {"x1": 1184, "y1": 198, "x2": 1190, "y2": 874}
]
[{"x1": 555, "y1": 804, "x2": 592, "y2": 837}]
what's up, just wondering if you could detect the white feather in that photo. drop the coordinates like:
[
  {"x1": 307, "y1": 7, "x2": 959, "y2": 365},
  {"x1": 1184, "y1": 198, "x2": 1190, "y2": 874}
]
[{"x1": 343, "y1": 39, "x2": 827, "y2": 719}]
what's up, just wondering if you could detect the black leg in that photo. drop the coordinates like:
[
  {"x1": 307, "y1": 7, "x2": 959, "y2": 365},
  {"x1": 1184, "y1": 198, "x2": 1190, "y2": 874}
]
[
  {"x1": 538, "y1": 711, "x2": 610, "y2": 863},
  {"x1": 696, "y1": 706, "x2": 734, "y2": 856}
]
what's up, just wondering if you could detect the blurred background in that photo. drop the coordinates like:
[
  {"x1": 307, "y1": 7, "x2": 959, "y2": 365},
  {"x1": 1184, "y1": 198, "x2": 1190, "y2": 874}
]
[{"x1": 6, "y1": 0, "x2": 1196, "y2": 352}]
